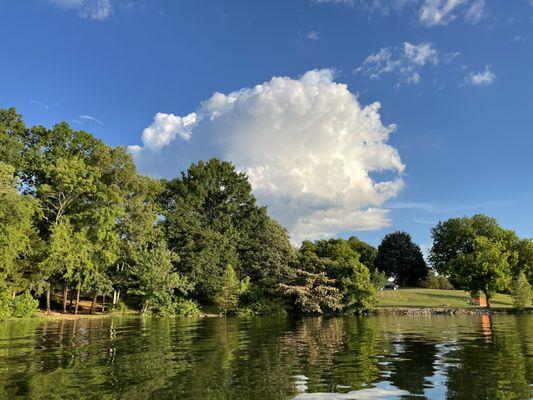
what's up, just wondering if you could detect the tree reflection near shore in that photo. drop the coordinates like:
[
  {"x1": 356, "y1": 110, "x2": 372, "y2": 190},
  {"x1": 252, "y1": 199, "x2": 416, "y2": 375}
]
[{"x1": 0, "y1": 315, "x2": 530, "y2": 399}]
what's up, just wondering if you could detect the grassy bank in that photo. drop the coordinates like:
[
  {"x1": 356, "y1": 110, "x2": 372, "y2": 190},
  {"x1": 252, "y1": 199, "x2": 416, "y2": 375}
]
[{"x1": 377, "y1": 288, "x2": 513, "y2": 308}]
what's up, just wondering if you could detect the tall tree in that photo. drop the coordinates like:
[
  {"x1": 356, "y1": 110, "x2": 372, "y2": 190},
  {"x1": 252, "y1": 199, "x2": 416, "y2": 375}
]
[
  {"x1": 375, "y1": 231, "x2": 428, "y2": 286},
  {"x1": 162, "y1": 159, "x2": 268, "y2": 301},
  {"x1": 429, "y1": 215, "x2": 525, "y2": 287},
  {"x1": 451, "y1": 237, "x2": 515, "y2": 307},
  {"x1": 127, "y1": 242, "x2": 190, "y2": 316},
  {"x1": 0, "y1": 162, "x2": 37, "y2": 294},
  {"x1": 347, "y1": 236, "x2": 377, "y2": 271}
]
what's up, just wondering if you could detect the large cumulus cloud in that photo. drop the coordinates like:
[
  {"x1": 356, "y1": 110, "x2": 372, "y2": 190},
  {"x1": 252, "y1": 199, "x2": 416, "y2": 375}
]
[{"x1": 129, "y1": 69, "x2": 405, "y2": 242}]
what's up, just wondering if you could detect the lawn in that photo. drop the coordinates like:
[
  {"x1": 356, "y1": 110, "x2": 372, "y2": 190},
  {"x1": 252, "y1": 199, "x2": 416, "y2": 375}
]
[{"x1": 377, "y1": 288, "x2": 513, "y2": 308}]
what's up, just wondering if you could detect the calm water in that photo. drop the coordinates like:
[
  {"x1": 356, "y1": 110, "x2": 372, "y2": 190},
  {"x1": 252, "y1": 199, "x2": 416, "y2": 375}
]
[{"x1": 0, "y1": 315, "x2": 531, "y2": 399}]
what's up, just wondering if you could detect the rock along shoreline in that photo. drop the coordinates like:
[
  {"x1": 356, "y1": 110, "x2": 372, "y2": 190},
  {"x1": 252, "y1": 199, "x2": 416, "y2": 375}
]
[{"x1": 375, "y1": 307, "x2": 533, "y2": 316}]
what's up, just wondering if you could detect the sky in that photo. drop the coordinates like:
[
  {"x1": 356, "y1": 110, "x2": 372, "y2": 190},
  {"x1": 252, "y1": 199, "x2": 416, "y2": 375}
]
[{"x1": 1, "y1": 0, "x2": 532, "y2": 250}]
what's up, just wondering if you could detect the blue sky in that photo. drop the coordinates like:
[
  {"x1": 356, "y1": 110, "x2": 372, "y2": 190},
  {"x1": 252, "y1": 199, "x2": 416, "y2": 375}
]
[{"x1": 1, "y1": 0, "x2": 532, "y2": 249}]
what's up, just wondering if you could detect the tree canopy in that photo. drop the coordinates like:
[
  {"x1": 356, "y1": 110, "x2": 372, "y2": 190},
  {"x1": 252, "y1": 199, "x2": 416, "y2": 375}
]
[{"x1": 375, "y1": 231, "x2": 428, "y2": 287}]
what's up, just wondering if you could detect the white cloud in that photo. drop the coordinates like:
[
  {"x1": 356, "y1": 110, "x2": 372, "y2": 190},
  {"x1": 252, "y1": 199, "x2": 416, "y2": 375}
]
[
  {"x1": 313, "y1": 0, "x2": 417, "y2": 14},
  {"x1": 314, "y1": 0, "x2": 486, "y2": 26},
  {"x1": 130, "y1": 69, "x2": 405, "y2": 242},
  {"x1": 79, "y1": 114, "x2": 104, "y2": 125},
  {"x1": 141, "y1": 112, "x2": 196, "y2": 150},
  {"x1": 419, "y1": 0, "x2": 465, "y2": 26},
  {"x1": 465, "y1": 66, "x2": 495, "y2": 86},
  {"x1": 464, "y1": 0, "x2": 486, "y2": 24},
  {"x1": 355, "y1": 42, "x2": 445, "y2": 86},
  {"x1": 50, "y1": 0, "x2": 112, "y2": 20},
  {"x1": 305, "y1": 30, "x2": 320, "y2": 40},
  {"x1": 419, "y1": 0, "x2": 486, "y2": 26}
]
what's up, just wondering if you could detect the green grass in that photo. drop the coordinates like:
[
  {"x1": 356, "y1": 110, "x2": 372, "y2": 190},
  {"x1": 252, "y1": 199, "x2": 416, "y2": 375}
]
[{"x1": 377, "y1": 288, "x2": 513, "y2": 308}]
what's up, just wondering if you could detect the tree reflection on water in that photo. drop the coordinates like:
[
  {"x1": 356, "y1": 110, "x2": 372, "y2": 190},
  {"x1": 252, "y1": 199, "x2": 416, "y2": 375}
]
[{"x1": 0, "y1": 314, "x2": 530, "y2": 399}]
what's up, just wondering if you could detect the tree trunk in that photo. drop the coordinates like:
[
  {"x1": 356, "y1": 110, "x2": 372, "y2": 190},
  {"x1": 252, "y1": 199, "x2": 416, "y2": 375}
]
[
  {"x1": 74, "y1": 287, "x2": 80, "y2": 315},
  {"x1": 485, "y1": 294, "x2": 491, "y2": 309},
  {"x1": 141, "y1": 302, "x2": 148, "y2": 315},
  {"x1": 46, "y1": 282, "x2": 51, "y2": 313},
  {"x1": 91, "y1": 294, "x2": 97, "y2": 314},
  {"x1": 63, "y1": 283, "x2": 68, "y2": 313},
  {"x1": 102, "y1": 294, "x2": 106, "y2": 313}
]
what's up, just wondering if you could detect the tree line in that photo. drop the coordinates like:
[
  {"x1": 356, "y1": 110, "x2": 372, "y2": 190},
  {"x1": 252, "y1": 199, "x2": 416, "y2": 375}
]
[{"x1": 0, "y1": 108, "x2": 531, "y2": 317}]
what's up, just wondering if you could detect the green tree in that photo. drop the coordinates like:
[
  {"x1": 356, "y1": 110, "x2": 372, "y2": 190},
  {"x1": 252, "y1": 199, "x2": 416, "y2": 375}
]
[
  {"x1": 127, "y1": 242, "x2": 190, "y2": 316},
  {"x1": 162, "y1": 159, "x2": 269, "y2": 301},
  {"x1": 0, "y1": 108, "x2": 26, "y2": 169},
  {"x1": 347, "y1": 236, "x2": 377, "y2": 271},
  {"x1": 429, "y1": 215, "x2": 521, "y2": 282},
  {"x1": 0, "y1": 162, "x2": 37, "y2": 294},
  {"x1": 510, "y1": 271, "x2": 531, "y2": 309},
  {"x1": 452, "y1": 236, "x2": 514, "y2": 307},
  {"x1": 341, "y1": 261, "x2": 377, "y2": 314},
  {"x1": 215, "y1": 265, "x2": 250, "y2": 315},
  {"x1": 512, "y1": 238, "x2": 532, "y2": 285},
  {"x1": 375, "y1": 231, "x2": 428, "y2": 286}
]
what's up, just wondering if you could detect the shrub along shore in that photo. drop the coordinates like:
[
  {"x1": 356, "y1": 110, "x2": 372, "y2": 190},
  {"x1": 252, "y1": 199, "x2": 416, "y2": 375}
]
[{"x1": 1, "y1": 108, "x2": 532, "y2": 320}]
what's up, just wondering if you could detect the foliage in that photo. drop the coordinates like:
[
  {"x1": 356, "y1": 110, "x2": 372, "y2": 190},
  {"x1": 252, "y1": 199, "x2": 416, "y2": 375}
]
[
  {"x1": 420, "y1": 272, "x2": 454, "y2": 290},
  {"x1": 215, "y1": 265, "x2": 250, "y2": 315},
  {"x1": 429, "y1": 215, "x2": 522, "y2": 281},
  {"x1": 176, "y1": 299, "x2": 202, "y2": 317},
  {"x1": 347, "y1": 236, "x2": 377, "y2": 271},
  {"x1": 279, "y1": 270, "x2": 342, "y2": 314},
  {"x1": 451, "y1": 237, "x2": 513, "y2": 306},
  {"x1": 0, "y1": 279, "x2": 38, "y2": 320},
  {"x1": 341, "y1": 261, "x2": 377, "y2": 314},
  {"x1": 371, "y1": 270, "x2": 388, "y2": 290},
  {"x1": 375, "y1": 231, "x2": 428, "y2": 286},
  {"x1": 10, "y1": 290, "x2": 39, "y2": 318},
  {"x1": 127, "y1": 243, "x2": 191, "y2": 316},
  {"x1": 237, "y1": 298, "x2": 287, "y2": 316},
  {"x1": 0, "y1": 162, "x2": 37, "y2": 291},
  {"x1": 510, "y1": 272, "x2": 531, "y2": 309}
]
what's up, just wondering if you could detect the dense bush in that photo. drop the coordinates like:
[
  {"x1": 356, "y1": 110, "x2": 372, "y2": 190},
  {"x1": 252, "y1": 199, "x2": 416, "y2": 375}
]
[
  {"x1": 176, "y1": 299, "x2": 201, "y2": 317},
  {"x1": 10, "y1": 291, "x2": 39, "y2": 318},
  {"x1": 0, "y1": 283, "x2": 39, "y2": 320},
  {"x1": 421, "y1": 272, "x2": 454, "y2": 290},
  {"x1": 237, "y1": 299, "x2": 287, "y2": 316},
  {"x1": 511, "y1": 272, "x2": 531, "y2": 309}
]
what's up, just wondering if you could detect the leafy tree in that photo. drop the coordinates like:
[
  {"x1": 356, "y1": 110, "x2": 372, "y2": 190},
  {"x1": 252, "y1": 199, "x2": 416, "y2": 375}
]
[
  {"x1": 429, "y1": 215, "x2": 520, "y2": 278},
  {"x1": 375, "y1": 231, "x2": 428, "y2": 286},
  {"x1": 0, "y1": 108, "x2": 26, "y2": 169},
  {"x1": 162, "y1": 159, "x2": 269, "y2": 301},
  {"x1": 510, "y1": 271, "x2": 531, "y2": 309},
  {"x1": 279, "y1": 269, "x2": 342, "y2": 314},
  {"x1": 512, "y1": 238, "x2": 532, "y2": 285},
  {"x1": 347, "y1": 236, "x2": 377, "y2": 271},
  {"x1": 452, "y1": 237, "x2": 514, "y2": 307},
  {"x1": 215, "y1": 265, "x2": 250, "y2": 315},
  {"x1": 341, "y1": 261, "x2": 377, "y2": 313},
  {"x1": 127, "y1": 242, "x2": 190, "y2": 315},
  {"x1": 0, "y1": 162, "x2": 37, "y2": 294}
]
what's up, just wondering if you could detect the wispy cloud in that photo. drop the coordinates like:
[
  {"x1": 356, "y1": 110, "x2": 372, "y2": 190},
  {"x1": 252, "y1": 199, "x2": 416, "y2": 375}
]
[
  {"x1": 387, "y1": 200, "x2": 497, "y2": 214},
  {"x1": 314, "y1": 0, "x2": 487, "y2": 27},
  {"x1": 29, "y1": 100, "x2": 50, "y2": 110},
  {"x1": 79, "y1": 114, "x2": 105, "y2": 125},
  {"x1": 354, "y1": 42, "x2": 458, "y2": 87},
  {"x1": 50, "y1": 0, "x2": 112, "y2": 21},
  {"x1": 305, "y1": 30, "x2": 320, "y2": 40},
  {"x1": 465, "y1": 66, "x2": 495, "y2": 86}
]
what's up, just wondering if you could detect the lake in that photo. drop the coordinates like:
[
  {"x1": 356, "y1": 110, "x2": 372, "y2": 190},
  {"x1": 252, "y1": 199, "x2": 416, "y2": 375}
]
[{"x1": 0, "y1": 314, "x2": 531, "y2": 399}]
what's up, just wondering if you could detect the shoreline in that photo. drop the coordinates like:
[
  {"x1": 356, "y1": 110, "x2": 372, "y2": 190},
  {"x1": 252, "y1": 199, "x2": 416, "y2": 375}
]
[
  {"x1": 375, "y1": 306, "x2": 532, "y2": 316},
  {"x1": 3, "y1": 307, "x2": 528, "y2": 322}
]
